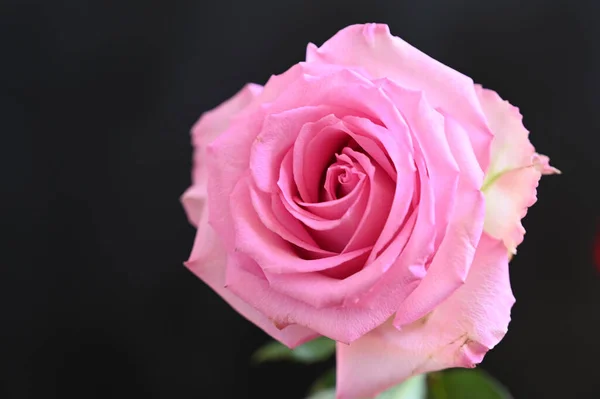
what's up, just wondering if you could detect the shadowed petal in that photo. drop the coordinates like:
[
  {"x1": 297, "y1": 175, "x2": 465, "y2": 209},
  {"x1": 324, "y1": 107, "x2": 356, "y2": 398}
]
[
  {"x1": 336, "y1": 234, "x2": 514, "y2": 399},
  {"x1": 185, "y1": 210, "x2": 318, "y2": 348},
  {"x1": 182, "y1": 83, "x2": 262, "y2": 226}
]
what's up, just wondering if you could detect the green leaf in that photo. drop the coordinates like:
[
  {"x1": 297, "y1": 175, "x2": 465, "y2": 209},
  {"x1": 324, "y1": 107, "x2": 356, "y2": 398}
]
[
  {"x1": 252, "y1": 337, "x2": 336, "y2": 364},
  {"x1": 309, "y1": 368, "x2": 336, "y2": 394},
  {"x1": 427, "y1": 369, "x2": 512, "y2": 399}
]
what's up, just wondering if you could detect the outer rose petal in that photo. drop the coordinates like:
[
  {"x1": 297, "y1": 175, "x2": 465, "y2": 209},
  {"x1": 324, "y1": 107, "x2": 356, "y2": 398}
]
[
  {"x1": 336, "y1": 235, "x2": 515, "y2": 399},
  {"x1": 477, "y1": 86, "x2": 560, "y2": 252},
  {"x1": 184, "y1": 210, "x2": 318, "y2": 348},
  {"x1": 181, "y1": 83, "x2": 262, "y2": 227},
  {"x1": 366, "y1": 81, "x2": 485, "y2": 328},
  {"x1": 392, "y1": 115, "x2": 486, "y2": 327},
  {"x1": 306, "y1": 23, "x2": 492, "y2": 171}
]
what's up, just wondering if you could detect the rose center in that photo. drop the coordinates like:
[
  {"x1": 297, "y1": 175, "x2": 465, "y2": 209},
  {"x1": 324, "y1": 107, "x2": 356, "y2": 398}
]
[{"x1": 323, "y1": 150, "x2": 365, "y2": 201}]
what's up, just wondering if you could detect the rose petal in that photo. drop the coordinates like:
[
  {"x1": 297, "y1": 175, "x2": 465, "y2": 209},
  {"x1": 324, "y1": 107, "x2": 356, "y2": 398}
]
[
  {"x1": 233, "y1": 177, "x2": 372, "y2": 274},
  {"x1": 306, "y1": 23, "x2": 492, "y2": 170},
  {"x1": 336, "y1": 234, "x2": 514, "y2": 399},
  {"x1": 251, "y1": 106, "x2": 352, "y2": 194},
  {"x1": 270, "y1": 67, "x2": 412, "y2": 144},
  {"x1": 340, "y1": 116, "x2": 416, "y2": 264},
  {"x1": 206, "y1": 107, "x2": 268, "y2": 250},
  {"x1": 207, "y1": 66, "x2": 435, "y2": 319},
  {"x1": 339, "y1": 147, "x2": 395, "y2": 254},
  {"x1": 306, "y1": 148, "x2": 373, "y2": 253},
  {"x1": 476, "y1": 86, "x2": 534, "y2": 174},
  {"x1": 392, "y1": 114, "x2": 486, "y2": 328},
  {"x1": 227, "y1": 157, "x2": 426, "y2": 321},
  {"x1": 335, "y1": 164, "x2": 364, "y2": 197},
  {"x1": 206, "y1": 65, "x2": 347, "y2": 250},
  {"x1": 349, "y1": 154, "x2": 434, "y2": 310},
  {"x1": 342, "y1": 117, "x2": 402, "y2": 182},
  {"x1": 298, "y1": 175, "x2": 367, "y2": 220},
  {"x1": 293, "y1": 115, "x2": 351, "y2": 203},
  {"x1": 182, "y1": 83, "x2": 262, "y2": 226},
  {"x1": 278, "y1": 149, "x2": 370, "y2": 241},
  {"x1": 249, "y1": 182, "x2": 333, "y2": 257},
  {"x1": 354, "y1": 84, "x2": 466, "y2": 315},
  {"x1": 266, "y1": 209, "x2": 421, "y2": 310},
  {"x1": 476, "y1": 86, "x2": 559, "y2": 252},
  {"x1": 393, "y1": 191, "x2": 484, "y2": 328},
  {"x1": 483, "y1": 165, "x2": 540, "y2": 253},
  {"x1": 225, "y1": 250, "x2": 405, "y2": 343},
  {"x1": 184, "y1": 209, "x2": 318, "y2": 348},
  {"x1": 381, "y1": 81, "x2": 460, "y2": 250},
  {"x1": 264, "y1": 250, "x2": 372, "y2": 308},
  {"x1": 209, "y1": 67, "x2": 408, "y2": 252},
  {"x1": 296, "y1": 115, "x2": 410, "y2": 228}
]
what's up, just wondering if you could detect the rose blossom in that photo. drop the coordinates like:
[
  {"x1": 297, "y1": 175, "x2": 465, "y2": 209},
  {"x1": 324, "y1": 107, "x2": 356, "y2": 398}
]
[{"x1": 181, "y1": 24, "x2": 557, "y2": 399}]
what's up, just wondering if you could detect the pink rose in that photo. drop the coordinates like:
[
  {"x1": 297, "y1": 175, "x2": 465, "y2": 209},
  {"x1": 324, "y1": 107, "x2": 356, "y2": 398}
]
[{"x1": 182, "y1": 24, "x2": 557, "y2": 399}]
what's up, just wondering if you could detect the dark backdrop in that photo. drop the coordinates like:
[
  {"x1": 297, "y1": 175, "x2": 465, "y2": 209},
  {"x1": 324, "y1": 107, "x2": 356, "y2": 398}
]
[{"x1": 2, "y1": 1, "x2": 599, "y2": 398}]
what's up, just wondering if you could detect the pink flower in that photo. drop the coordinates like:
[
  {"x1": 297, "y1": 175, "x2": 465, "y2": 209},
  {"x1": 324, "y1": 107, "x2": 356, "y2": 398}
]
[{"x1": 181, "y1": 24, "x2": 557, "y2": 399}]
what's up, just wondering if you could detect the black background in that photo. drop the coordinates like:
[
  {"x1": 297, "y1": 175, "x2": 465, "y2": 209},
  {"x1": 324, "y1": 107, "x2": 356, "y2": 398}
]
[{"x1": 2, "y1": 1, "x2": 599, "y2": 398}]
